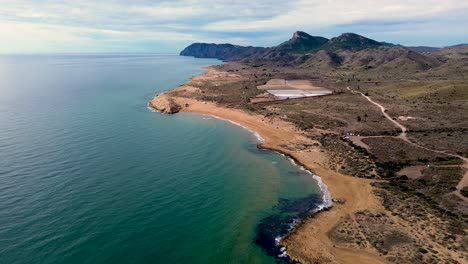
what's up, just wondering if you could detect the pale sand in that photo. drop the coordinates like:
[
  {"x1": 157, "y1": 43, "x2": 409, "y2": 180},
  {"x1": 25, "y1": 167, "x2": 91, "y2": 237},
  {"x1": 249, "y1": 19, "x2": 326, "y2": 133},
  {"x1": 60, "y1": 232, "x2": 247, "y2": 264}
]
[{"x1": 150, "y1": 69, "x2": 386, "y2": 263}]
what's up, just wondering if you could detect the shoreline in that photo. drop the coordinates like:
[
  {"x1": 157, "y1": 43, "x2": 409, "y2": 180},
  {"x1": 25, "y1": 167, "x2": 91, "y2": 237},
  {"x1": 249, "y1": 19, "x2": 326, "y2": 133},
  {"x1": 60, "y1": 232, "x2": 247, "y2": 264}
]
[
  {"x1": 200, "y1": 112, "x2": 334, "y2": 260},
  {"x1": 201, "y1": 113, "x2": 266, "y2": 144},
  {"x1": 199, "y1": 111, "x2": 333, "y2": 215},
  {"x1": 149, "y1": 67, "x2": 386, "y2": 263}
]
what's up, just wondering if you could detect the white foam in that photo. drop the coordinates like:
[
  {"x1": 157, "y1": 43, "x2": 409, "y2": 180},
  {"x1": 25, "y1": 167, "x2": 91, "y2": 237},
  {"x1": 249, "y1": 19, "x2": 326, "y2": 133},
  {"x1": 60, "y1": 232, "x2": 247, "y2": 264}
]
[
  {"x1": 147, "y1": 105, "x2": 158, "y2": 112},
  {"x1": 201, "y1": 114, "x2": 266, "y2": 144},
  {"x1": 274, "y1": 157, "x2": 333, "y2": 249},
  {"x1": 278, "y1": 247, "x2": 287, "y2": 258},
  {"x1": 311, "y1": 174, "x2": 333, "y2": 212},
  {"x1": 190, "y1": 112, "x2": 332, "y2": 259},
  {"x1": 272, "y1": 151, "x2": 333, "y2": 215}
]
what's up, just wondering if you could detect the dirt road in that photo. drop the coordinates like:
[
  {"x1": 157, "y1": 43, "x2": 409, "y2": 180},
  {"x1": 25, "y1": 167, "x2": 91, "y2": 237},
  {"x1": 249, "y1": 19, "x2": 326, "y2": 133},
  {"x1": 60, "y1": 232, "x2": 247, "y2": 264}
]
[{"x1": 347, "y1": 87, "x2": 468, "y2": 200}]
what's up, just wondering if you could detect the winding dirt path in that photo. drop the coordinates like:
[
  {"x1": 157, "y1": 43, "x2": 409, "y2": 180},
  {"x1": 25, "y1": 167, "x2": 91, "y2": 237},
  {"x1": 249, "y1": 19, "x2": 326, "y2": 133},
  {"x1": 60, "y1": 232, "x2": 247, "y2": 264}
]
[
  {"x1": 347, "y1": 87, "x2": 468, "y2": 200},
  {"x1": 346, "y1": 87, "x2": 407, "y2": 139}
]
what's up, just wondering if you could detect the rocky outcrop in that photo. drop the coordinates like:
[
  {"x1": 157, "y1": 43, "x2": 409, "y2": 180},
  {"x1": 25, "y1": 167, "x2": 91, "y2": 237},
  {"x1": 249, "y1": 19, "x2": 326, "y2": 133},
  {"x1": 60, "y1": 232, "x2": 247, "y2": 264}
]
[
  {"x1": 273, "y1": 31, "x2": 329, "y2": 54},
  {"x1": 149, "y1": 94, "x2": 181, "y2": 114}
]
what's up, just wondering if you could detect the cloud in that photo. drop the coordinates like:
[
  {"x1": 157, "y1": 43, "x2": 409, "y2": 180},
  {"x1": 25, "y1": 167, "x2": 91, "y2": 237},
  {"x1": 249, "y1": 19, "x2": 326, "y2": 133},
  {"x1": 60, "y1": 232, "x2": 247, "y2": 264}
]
[
  {"x1": 0, "y1": 20, "x2": 251, "y2": 53},
  {"x1": 202, "y1": 0, "x2": 468, "y2": 32},
  {"x1": 128, "y1": 5, "x2": 205, "y2": 21},
  {"x1": 0, "y1": 0, "x2": 467, "y2": 52}
]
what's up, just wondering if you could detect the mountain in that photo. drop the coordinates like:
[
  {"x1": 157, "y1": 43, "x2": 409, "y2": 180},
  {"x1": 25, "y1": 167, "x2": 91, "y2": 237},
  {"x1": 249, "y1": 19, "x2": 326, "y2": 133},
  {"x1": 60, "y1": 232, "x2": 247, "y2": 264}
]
[
  {"x1": 179, "y1": 31, "x2": 454, "y2": 74},
  {"x1": 179, "y1": 43, "x2": 264, "y2": 61},
  {"x1": 434, "y1": 44, "x2": 468, "y2": 58},
  {"x1": 237, "y1": 31, "x2": 329, "y2": 64},
  {"x1": 323, "y1": 33, "x2": 385, "y2": 51},
  {"x1": 429, "y1": 44, "x2": 468, "y2": 75},
  {"x1": 299, "y1": 45, "x2": 443, "y2": 75},
  {"x1": 408, "y1": 44, "x2": 468, "y2": 54},
  {"x1": 274, "y1": 31, "x2": 328, "y2": 53},
  {"x1": 180, "y1": 32, "x2": 388, "y2": 62},
  {"x1": 179, "y1": 31, "x2": 328, "y2": 62},
  {"x1": 409, "y1": 46, "x2": 441, "y2": 53}
]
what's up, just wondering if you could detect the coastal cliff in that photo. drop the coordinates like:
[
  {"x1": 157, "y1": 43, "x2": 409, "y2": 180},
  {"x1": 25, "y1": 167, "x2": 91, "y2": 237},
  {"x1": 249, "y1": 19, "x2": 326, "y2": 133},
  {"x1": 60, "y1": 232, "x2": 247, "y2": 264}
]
[
  {"x1": 149, "y1": 93, "x2": 181, "y2": 114},
  {"x1": 180, "y1": 43, "x2": 265, "y2": 61}
]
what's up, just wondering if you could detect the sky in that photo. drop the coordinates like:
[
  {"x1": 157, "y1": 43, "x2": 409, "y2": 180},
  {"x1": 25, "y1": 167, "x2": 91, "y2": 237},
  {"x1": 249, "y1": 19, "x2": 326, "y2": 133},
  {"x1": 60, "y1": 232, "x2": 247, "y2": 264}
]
[{"x1": 1, "y1": 0, "x2": 468, "y2": 53}]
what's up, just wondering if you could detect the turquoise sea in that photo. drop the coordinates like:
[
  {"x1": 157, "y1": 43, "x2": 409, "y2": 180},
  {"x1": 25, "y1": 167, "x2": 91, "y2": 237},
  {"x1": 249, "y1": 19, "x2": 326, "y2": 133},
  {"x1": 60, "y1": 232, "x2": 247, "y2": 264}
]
[{"x1": 0, "y1": 54, "x2": 327, "y2": 263}]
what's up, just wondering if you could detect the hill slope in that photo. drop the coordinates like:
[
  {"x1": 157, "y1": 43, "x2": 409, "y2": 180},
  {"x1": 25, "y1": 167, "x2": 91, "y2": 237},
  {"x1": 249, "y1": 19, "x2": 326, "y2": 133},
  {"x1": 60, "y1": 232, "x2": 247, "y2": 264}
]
[
  {"x1": 275, "y1": 31, "x2": 329, "y2": 53},
  {"x1": 323, "y1": 33, "x2": 384, "y2": 51},
  {"x1": 180, "y1": 32, "x2": 389, "y2": 62},
  {"x1": 180, "y1": 31, "x2": 462, "y2": 76}
]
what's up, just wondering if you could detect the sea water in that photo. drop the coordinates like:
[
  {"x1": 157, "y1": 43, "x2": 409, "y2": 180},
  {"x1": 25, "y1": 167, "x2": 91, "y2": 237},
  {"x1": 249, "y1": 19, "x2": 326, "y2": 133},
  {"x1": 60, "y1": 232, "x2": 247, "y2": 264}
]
[{"x1": 0, "y1": 54, "x2": 327, "y2": 263}]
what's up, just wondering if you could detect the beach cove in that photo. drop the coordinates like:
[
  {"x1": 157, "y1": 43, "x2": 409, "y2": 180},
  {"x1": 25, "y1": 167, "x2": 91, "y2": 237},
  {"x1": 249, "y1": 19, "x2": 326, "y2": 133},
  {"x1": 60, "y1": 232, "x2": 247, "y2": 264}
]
[{"x1": 150, "y1": 67, "x2": 387, "y2": 263}]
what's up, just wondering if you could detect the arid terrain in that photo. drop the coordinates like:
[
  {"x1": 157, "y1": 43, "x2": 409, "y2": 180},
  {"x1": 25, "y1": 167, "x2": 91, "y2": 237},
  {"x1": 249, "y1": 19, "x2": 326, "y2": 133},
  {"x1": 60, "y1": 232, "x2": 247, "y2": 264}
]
[{"x1": 151, "y1": 32, "x2": 468, "y2": 263}]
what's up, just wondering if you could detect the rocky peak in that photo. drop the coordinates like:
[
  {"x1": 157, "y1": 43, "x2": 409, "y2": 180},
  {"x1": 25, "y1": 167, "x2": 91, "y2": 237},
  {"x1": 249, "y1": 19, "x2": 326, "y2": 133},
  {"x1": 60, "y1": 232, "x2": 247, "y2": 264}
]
[
  {"x1": 292, "y1": 31, "x2": 311, "y2": 40},
  {"x1": 325, "y1": 33, "x2": 384, "y2": 51}
]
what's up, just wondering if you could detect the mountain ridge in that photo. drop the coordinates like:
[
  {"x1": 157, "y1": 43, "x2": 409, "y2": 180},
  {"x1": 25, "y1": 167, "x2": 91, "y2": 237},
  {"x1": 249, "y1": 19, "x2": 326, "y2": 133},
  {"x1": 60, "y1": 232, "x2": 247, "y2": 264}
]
[
  {"x1": 179, "y1": 31, "x2": 464, "y2": 75},
  {"x1": 179, "y1": 31, "x2": 389, "y2": 61}
]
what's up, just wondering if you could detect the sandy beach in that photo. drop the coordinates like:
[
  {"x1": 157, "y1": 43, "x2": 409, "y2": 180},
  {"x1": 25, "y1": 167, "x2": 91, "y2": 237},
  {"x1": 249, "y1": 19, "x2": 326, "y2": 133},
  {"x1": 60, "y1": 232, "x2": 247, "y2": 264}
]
[{"x1": 149, "y1": 68, "x2": 387, "y2": 263}]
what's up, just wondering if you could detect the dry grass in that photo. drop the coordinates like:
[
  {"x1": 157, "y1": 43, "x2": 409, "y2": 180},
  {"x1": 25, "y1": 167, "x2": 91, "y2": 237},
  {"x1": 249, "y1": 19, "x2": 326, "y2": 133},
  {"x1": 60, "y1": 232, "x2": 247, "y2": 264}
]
[
  {"x1": 361, "y1": 137, "x2": 460, "y2": 164},
  {"x1": 160, "y1": 62, "x2": 468, "y2": 264}
]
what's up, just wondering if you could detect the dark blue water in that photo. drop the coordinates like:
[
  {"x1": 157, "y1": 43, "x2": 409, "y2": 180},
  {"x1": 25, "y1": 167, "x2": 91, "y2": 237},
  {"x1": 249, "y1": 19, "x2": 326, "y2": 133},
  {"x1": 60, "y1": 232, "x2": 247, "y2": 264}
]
[{"x1": 0, "y1": 54, "x2": 325, "y2": 263}]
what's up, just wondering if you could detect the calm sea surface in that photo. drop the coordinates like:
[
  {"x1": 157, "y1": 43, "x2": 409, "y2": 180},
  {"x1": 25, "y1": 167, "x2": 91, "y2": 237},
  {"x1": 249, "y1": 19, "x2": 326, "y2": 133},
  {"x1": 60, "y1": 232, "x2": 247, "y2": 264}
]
[{"x1": 0, "y1": 54, "x2": 324, "y2": 263}]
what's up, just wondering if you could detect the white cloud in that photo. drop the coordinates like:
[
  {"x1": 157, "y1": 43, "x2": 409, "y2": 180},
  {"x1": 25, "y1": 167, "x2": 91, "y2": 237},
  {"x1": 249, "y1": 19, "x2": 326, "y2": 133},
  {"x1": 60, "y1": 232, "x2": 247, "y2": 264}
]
[
  {"x1": 0, "y1": 20, "x2": 250, "y2": 53},
  {"x1": 128, "y1": 5, "x2": 204, "y2": 21},
  {"x1": 203, "y1": 0, "x2": 468, "y2": 32},
  {"x1": 0, "y1": 0, "x2": 467, "y2": 52}
]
